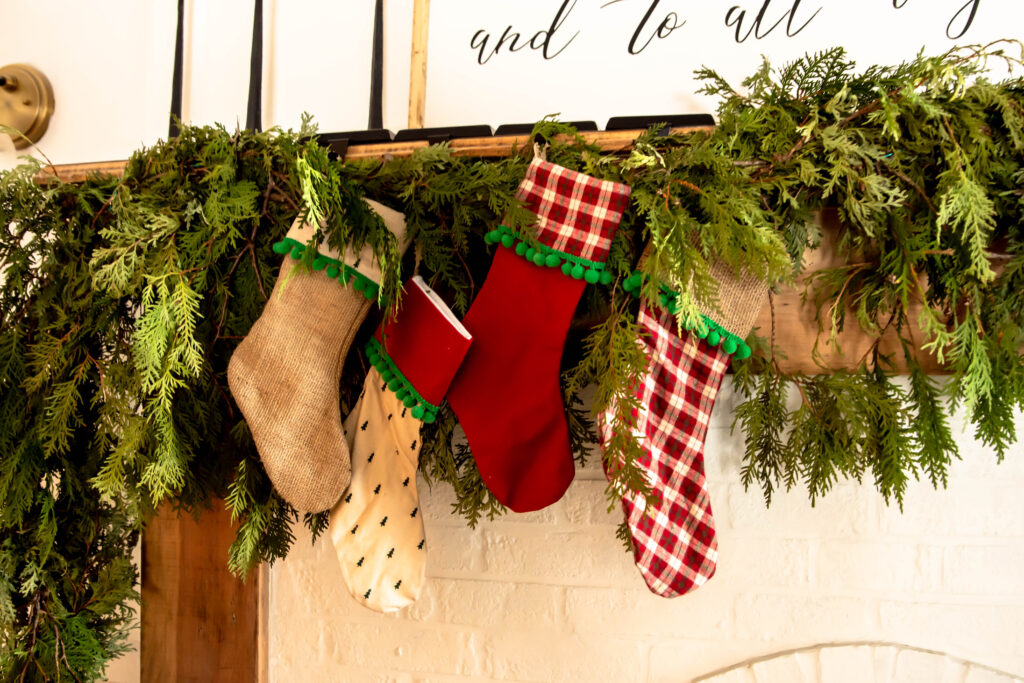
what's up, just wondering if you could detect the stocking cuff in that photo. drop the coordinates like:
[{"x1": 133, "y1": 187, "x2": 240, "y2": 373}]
[
  {"x1": 484, "y1": 157, "x2": 630, "y2": 278},
  {"x1": 624, "y1": 262, "x2": 767, "y2": 360},
  {"x1": 367, "y1": 276, "x2": 472, "y2": 423},
  {"x1": 272, "y1": 198, "x2": 409, "y2": 299}
]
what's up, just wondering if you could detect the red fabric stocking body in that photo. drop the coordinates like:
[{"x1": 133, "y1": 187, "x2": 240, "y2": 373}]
[
  {"x1": 448, "y1": 157, "x2": 632, "y2": 513},
  {"x1": 449, "y1": 249, "x2": 584, "y2": 512}
]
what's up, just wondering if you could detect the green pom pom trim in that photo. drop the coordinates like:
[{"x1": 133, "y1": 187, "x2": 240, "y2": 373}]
[
  {"x1": 623, "y1": 270, "x2": 753, "y2": 359},
  {"x1": 487, "y1": 225, "x2": 614, "y2": 285},
  {"x1": 364, "y1": 337, "x2": 441, "y2": 424},
  {"x1": 273, "y1": 237, "x2": 382, "y2": 303}
]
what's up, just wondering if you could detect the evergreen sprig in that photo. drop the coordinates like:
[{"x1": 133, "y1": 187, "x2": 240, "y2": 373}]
[{"x1": 1, "y1": 43, "x2": 1022, "y2": 679}]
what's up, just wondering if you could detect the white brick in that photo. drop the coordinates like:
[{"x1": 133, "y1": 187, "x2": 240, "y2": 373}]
[
  {"x1": 726, "y1": 483, "x2": 878, "y2": 537},
  {"x1": 734, "y1": 593, "x2": 878, "y2": 641},
  {"x1": 419, "y1": 481, "x2": 473, "y2": 528},
  {"x1": 562, "y1": 479, "x2": 622, "y2": 526},
  {"x1": 267, "y1": 400, "x2": 1024, "y2": 683},
  {"x1": 893, "y1": 648, "x2": 969, "y2": 683},
  {"x1": 878, "y1": 483, "x2": 1024, "y2": 538},
  {"x1": 879, "y1": 601, "x2": 1024, "y2": 663},
  {"x1": 818, "y1": 645, "x2": 878, "y2": 682},
  {"x1": 944, "y1": 544, "x2": 1024, "y2": 595},
  {"x1": 482, "y1": 631, "x2": 647, "y2": 682},
  {"x1": 405, "y1": 578, "x2": 563, "y2": 629},
  {"x1": 481, "y1": 528, "x2": 636, "y2": 586},
  {"x1": 717, "y1": 536, "x2": 811, "y2": 589},
  {"x1": 750, "y1": 652, "x2": 817, "y2": 682},
  {"x1": 327, "y1": 623, "x2": 482, "y2": 675},
  {"x1": 964, "y1": 664, "x2": 1024, "y2": 683},
  {"x1": 650, "y1": 640, "x2": 788, "y2": 682},
  {"x1": 813, "y1": 540, "x2": 942, "y2": 593},
  {"x1": 424, "y1": 526, "x2": 486, "y2": 576},
  {"x1": 564, "y1": 584, "x2": 732, "y2": 639},
  {"x1": 700, "y1": 668, "x2": 758, "y2": 683}
]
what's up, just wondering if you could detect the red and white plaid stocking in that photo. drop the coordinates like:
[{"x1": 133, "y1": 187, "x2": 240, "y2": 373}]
[
  {"x1": 604, "y1": 258, "x2": 766, "y2": 597},
  {"x1": 608, "y1": 301, "x2": 727, "y2": 596}
]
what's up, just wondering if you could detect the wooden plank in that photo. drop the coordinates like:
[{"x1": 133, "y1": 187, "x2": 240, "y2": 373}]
[
  {"x1": 33, "y1": 127, "x2": 715, "y2": 183},
  {"x1": 408, "y1": 0, "x2": 431, "y2": 128},
  {"x1": 141, "y1": 500, "x2": 259, "y2": 683},
  {"x1": 754, "y1": 208, "x2": 942, "y2": 374}
]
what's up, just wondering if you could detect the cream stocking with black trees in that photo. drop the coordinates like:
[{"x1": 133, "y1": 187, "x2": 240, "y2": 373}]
[
  {"x1": 330, "y1": 276, "x2": 472, "y2": 612},
  {"x1": 228, "y1": 200, "x2": 408, "y2": 514}
]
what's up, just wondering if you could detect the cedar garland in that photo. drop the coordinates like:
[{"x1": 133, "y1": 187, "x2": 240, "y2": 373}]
[{"x1": 2, "y1": 43, "x2": 1024, "y2": 679}]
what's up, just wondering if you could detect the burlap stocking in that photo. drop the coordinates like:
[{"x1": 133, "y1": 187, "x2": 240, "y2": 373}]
[{"x1": 228, "y1": 199, "x2": 408, "y2": 513}]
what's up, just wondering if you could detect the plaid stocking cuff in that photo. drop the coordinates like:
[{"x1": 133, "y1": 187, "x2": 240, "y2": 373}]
[{"x1": 484, "y1": 158, "x2": 631, "y2": 283}]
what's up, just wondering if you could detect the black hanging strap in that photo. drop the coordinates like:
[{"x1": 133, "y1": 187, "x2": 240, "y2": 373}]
[
  {"x1": 368, "y1": 0, "x2": 384, "y2": 130},
  {"x1": 168, "y1": 0, "x2": 185, "y2": 138},
  {"x1": 246, "y1": 0, "x2": 264, "y2": 131}
]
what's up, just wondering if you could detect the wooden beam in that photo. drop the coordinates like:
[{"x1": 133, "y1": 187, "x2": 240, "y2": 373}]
[
  {"x1": 408, "y1": 0, "x2": 431, "y2": 128},
  {"x1": 754, "y1": 208, "x2": 941, "y2": 374},
  {"x1": 33, "y1": 127, "x2": 715, "y2": 184},
  {"x1": 31, "y1": 127, "x2": 942, "y2": 374},
  {"x1": 141, "y1": 500, "x2": 260, "y2": 683}
]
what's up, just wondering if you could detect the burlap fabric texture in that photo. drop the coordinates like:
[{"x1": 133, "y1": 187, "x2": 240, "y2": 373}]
[{"x1": 228, "y1": 200, "x2": 407, "y2": 513}]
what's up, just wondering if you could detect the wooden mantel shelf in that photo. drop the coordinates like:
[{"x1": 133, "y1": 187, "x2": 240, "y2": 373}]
[
  {"x1": 32, "y1": 127, "x2": 938, "y2": 375},
  {"x1": 34, "y1": 127, "x2": 715, "y2": 184}
]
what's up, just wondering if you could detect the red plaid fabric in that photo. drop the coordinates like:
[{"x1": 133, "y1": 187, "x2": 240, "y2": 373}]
[
  {"x1": 515, "y1": 157, "x2": 631, "y2": 264},
  {"x1": 601, "y1": 299, "x2": 729, "y2": 598}
]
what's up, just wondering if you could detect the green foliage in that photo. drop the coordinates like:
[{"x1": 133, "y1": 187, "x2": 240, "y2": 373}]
[{"x1": 1, "y1": 43, "x2": 1023, "y2": 679}]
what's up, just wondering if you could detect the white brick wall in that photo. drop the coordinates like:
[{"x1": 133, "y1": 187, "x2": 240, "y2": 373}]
[{"x1": 269, "y1": 380, "x2": 1024, "y2": 682}]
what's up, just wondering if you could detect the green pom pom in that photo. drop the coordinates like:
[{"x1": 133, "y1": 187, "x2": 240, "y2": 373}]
[
  {"x1": 524, "y1": 247, "x2": 536, "y2": 261},
  {"x1": 501, "y1": 234, "x2": 515, "y2": 248},
  {"x1": 515, "y1": 242, "x2": 527, "y2": 256},
  {"x1": 571, "y1": 264, "x2": 585, "y2": 279},
  {"x1": 326, "y1": 265, "x2": 339, "y2": 278},
  {"x1": 624, "y1": 273, "x2": 643, "y2": 291},
  {"x1": 734, "y1": 343, "x2": 752, "y2": 360},
  {"x1": 707, "y1": 330, "x2": 721, "y2": 347},
  {"x1": 411, "y1": 405, "x2": 425, "y2": 420},
  {"x1": 403, "y1": 396, "x2": 416, "y2": 408},
  {"x1": 659, "y1": 293, "x2": 672, "y2": 308},
  {"x1": 312, "y1": 256, "x2": 328, "y2": 271},
  {"x1": 599, "y1": 270, "x2": 612, "y2": 285},
  {"x1": 533, "y1": 252, "x2": 545, "y2": 266},
  {"x1": 562, "y1": 262, "x2": 572, "y2": 276},
  {"x1": 272, "y1": 240, "x2": 290, "y2": 255},
  {"x1": 382, "y1": 371, "x2": 394, "y2": 382},
  {"x1": 722, "y1": 337, "x2": 738, "y2": 354},
  {"x1": 484, "y1": 229, "x2": 501, "y2": 244},
  {"x1": 388, "y1": 378, "x2": 402, "y2": 392},
  {"x1": 584, "y1": 268, "x2": 600, "y2": 284},
  {"x1": 353, "y1": 277, "x2": 366, "y2": 292},
  {"x1": 290, "y1": 245, "x2": 304, "y2": 259},
  {"x1": 545, "y1": 253, "x2": 560, "y2": 268},
  {"x1": 363, "y1": 285, "x2": 377, "y2": 301},
  {"x1": 423, "y1": 409, "x2": 437, "y2": 424},
  {"x1": 693, "y1": 324, "x2": 709, "y2": 340}
]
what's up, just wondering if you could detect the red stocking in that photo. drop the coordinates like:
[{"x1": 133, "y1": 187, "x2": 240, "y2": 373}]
[{"x1": 448, "y1": 157, "x2": 632, "y2": 512}]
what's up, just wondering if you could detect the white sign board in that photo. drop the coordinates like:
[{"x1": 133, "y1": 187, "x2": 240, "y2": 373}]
[{"x1": 424, "y1": 0, "x2": 1023, "y2": 128}]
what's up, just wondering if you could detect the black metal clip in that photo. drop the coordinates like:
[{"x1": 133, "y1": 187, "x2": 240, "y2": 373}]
[
  {"x1": 606, "y1": 114, "x2": 715, "y2": 137},
  {"x1": 308, "y1": 129, "x2": 393, "y2": 160},
  {"x1": 393, "y1": 125, "x2": 493, "y2": 144}
]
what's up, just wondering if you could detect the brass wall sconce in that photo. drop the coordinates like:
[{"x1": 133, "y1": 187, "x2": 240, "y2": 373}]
[{"x1": 0, "y1": 64, "x2": 55, "y2": 149}]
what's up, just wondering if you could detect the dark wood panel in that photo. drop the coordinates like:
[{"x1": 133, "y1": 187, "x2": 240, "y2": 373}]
[{"x1": 141, "y1": 500, "x2": 262, "y2": 683}]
